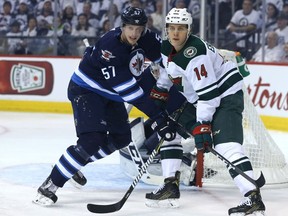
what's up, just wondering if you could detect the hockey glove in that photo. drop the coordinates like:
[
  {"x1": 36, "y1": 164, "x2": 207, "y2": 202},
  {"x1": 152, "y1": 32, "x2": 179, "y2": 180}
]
[
  {"x1": 150, "y1": 85, "x2": 169, "y2": 110},
  {"x1": 191, "y1": 121, "x2": 212, "y2": 153},
  {"x1": 151, "y1": 112, "x2": 176, "y2": 141}
]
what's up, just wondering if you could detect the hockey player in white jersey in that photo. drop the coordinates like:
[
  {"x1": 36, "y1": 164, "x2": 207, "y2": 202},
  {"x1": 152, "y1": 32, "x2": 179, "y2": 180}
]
[{"x1": 148, "y1": 8, "x2": 266, "y2": 216}]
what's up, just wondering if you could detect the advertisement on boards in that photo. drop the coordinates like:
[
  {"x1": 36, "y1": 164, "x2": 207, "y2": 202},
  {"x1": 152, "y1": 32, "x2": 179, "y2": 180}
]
[
  {"x1": 0, "y1": 60, "x2": 54, "y2": 95},
  {"x1": 244, "y1": 64, "x2": 288, "y2": 118}
]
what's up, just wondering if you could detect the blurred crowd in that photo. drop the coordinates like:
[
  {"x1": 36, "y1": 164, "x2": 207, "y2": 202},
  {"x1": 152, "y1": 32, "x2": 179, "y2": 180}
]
[
  {"x1": 223, "y1": 0, "x2": 288, "y2": 62},
  {"x1": 0, "y1": 0, "x2": 287, "y2": 62}
]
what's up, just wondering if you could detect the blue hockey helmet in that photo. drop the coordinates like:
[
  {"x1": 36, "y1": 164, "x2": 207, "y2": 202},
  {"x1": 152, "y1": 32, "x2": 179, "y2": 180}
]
[{"x1": 121, "y1": 6, "x2": 148, "y2": 26}]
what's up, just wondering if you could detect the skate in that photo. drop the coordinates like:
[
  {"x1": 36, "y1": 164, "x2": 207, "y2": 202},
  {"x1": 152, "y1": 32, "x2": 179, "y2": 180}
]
[
  {"x1": 145, "y1": 171, "x2": 180, "y2": 208},
  {"x1": 229, "y1": 189, "x2": 266, "y2": 216},
  {"x1": 32, "y1": 176, "x2": 58, "y2": 206},
  {"x1": 69, "y1": 170, "x2": 87, "y2": 189}
]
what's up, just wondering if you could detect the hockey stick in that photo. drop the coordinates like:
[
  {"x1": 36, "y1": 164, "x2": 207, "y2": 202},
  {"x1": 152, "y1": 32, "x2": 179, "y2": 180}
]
[
  {"x1": 127, "y1": 142, "x2": 164, "y2": 185},
  {"x1": 205, "y1": 146, "x2": 265, "y2": 188},
  {"x1": 167, "y1": 116, "x2": 266, "y2": 189},
  {"x1": 83, "y1": 38, "x2": 90, "y2": 47},
  {"x1": 126, "y1": 117, "x2": 165, "y2": 185},
  {"x1": 87, "y1": 137, "x2": 165, "y2": 213}
]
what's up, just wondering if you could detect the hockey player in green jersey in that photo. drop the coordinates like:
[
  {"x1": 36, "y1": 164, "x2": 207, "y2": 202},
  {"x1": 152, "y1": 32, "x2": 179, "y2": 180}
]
[{"x1": 148, "y1": 7, "x2": 266, "y2": 216}]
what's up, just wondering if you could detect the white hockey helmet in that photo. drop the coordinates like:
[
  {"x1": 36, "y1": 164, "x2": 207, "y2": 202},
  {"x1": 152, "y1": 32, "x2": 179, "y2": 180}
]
[{"x1": 165, "y1": 8, "x2": 193, "y2": 33}]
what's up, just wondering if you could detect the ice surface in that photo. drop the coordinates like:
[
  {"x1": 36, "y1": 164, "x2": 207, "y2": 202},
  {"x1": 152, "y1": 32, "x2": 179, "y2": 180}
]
[{"x1": 0, "y1": 112, "x2": 287, "y2": 216}]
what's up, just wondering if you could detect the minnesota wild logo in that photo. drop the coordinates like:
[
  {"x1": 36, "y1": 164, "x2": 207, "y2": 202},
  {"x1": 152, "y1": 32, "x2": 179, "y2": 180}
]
[
  {"x1": 184, "y1": 46, "x2": 197, "y2": 58},
  {"x1": 168, "y1": 74, "x2": 183, "y2": 92}
]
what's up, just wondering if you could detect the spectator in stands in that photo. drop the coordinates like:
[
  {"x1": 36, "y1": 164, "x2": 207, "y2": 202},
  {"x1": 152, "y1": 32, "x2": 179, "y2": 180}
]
[
  {"x1": 0, "y1": 0, "x2": 16, "y2": 14},
  {"x1": 147, "y1": 14, "x2": 161, "y2": 36},
  {"x1": 174, "y1": 0, "x2": 188, "y2": 9},
  {"x1": 24, "y1": 0, "x2": 39, "y2": 17},
  {"x1": 275, "y1": 12, "x2": 288, "y2": 45},
  {"x1": 283, "y1": 2, "x2": 288, "y2": 14},
  {"x1": 129, "y1": 0, "x2": 143, "y2": 9},
  {"x1": 217, "y1": 0, "x2": 233, "y2": 31},
  {"x1": 81, "y1": 1, "x2": 99, "y2": 32},
  {"x1": 22, "y1": 15, "x2": 38, "y2": 53},
  {"x1": 6, "y1": 20, "x2": 26, "y2": 54},
  {"x1": 144, "y1": 0, "x2": 157, "y2": 15},
  {"x1": 76, "y1": 0, "x2": 109, "y2": 16},
  {"x1": 13, "y1": 0, "x2": 30, "y2": 32},
  {"x1": 251, "y1": 31, "x2": 284, "y2": 62},
  {"x1": 37, "y1": 18, "x2": 53, "y2": 36},
  {"x1": 93, "y1": 0, "x2": 110, "y2": 19},
  {"x1": 36, "y1": 0, "x2": 54, "y2": 28},
  {"x1": 21, "y1": 16, "x2": 38, "y2": 54},
  {"x1": 34, "y1": 19, "x2": 54, "y2": 55},
  {"x1": 0, "y1": 1, "x2": 13, "y2": 35},
  {"x1": 170, "y1": 0, "x2": 189, "y2": 9},
  {"x1": 280, "y1": 42, "x2": 288, "y2": 62},
  {"x1": 188, "y1": 0, "x2": 201, "y2": 34},
  {"x1": 149, "y1": 0, "x2": 163, "y2": 33},
  {"x1": 99, "y1": 3, "x2": 121, "y2": 30},
  {"x1": 263, "y1": 1, "x2": 280, "y2": 31},
  {"x1": 226, "y1": 0, "x2": 261, "y2": 58},
  {"x1": 54, "y1": 14, "x2": 70, "y2": 37},
  {"x1": 98, "y1": 17, "x2": 110, "y2": 36},
  {"x1": 55, "y1": 14, "x2": 73, "y2": 55},
  {"x1": 23, "y1": 16, "x2": 37, "y2": 37},
  {"x1": 266, "y1": 0, "x2": 283, "y2": 12},
  {"x1": 71, "y1": 13, "x2": 96, "y2": 56},
  {"x1": 71, "y1": 13, "x2": 96, "y2": 37},
  {"x1": 61, "y1": 4, "x2": 77, "y2": 31},
  {"x1": 59, "y1": 0, "x2": 77, "y2": 14}
]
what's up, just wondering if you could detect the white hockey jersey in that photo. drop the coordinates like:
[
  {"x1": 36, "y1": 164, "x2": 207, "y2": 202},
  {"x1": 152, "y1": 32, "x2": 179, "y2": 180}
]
[{"x1": 157, "y1": 35, "x2": 243, "y2": 123}]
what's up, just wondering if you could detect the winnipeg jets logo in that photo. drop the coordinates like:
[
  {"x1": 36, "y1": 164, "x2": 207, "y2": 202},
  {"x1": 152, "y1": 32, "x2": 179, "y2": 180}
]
[
  {"x1": 101, "y1": 50, "x2": 116, "y2": 61},
  {"x1": 168, "y1": 74, "x2": 183, "y2": 92},
  {"x1": 132, "y1": 58, "x2": 143, "y2": 71},
  {"x1": 184, "y1": 46, "x2": 197, "y2": 58},
  {"x1": 129, "y1": 50, "x2": 145, "y2": 78}
]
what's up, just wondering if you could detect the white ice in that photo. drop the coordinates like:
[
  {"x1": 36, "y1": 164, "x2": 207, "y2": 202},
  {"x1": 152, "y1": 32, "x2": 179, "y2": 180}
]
[{"x1": 0, "y1": 111, "x2": 287, "y2": 216}]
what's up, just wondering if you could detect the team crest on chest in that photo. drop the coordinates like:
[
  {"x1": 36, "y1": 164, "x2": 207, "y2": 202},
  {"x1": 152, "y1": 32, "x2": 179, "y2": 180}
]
[
  {"x1": 184, "y1": 46, "x2": 197, "y2": 58},
  {"x1": 129, "y1": 50, "x2": 145, "y2": 77},
  {"x1": 168, "y1": 74, "x2": 183, "y2": 92},
  {"x1": 101, "y1": 50, "x2": 116, "y2": 61}
]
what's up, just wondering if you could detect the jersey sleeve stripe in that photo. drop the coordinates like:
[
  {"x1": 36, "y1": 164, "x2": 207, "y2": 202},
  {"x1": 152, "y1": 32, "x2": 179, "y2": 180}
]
[
  {"x1": 121, "y1": 88, "x2": 144, "y2": 102},
  {"x1": 113, "y1": 78, "x2": 137, "y2": 92},
  {"x1": 73, "y1": 68, "x2": 144, "y2": 103},
  {"x1": 217, "y1": 67, "x2": 238, "y2": 85},
  {"x1": 198, "y1": 87, "x2": 220, "y2": 101},
  {"x1": 195, "y1": 67, "x2": 242, "y2": 101},
  {"x1": 73, "y1": 68, "x2": 118, "y2": 95},
  {"x1": 218, "y1": 71, "x2": 243, "y2": 94}
]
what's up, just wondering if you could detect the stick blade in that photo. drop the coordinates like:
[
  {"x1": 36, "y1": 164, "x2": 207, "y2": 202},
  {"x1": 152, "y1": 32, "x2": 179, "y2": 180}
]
[
  {"x1": 87, "y1": 201, "x2": 123, "y2": 213},
  {"x1": 256, "y1": 171, "x2": 266, "y2": 188}
]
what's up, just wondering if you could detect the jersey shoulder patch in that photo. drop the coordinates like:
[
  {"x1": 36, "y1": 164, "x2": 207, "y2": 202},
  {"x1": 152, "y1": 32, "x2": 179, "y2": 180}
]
[
  {"x1": 96, "y1": 31, "x2": 130, "y2": 65},
  {"x1": 161, "y1": 36, "x2": 209, "y2": 70}
]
